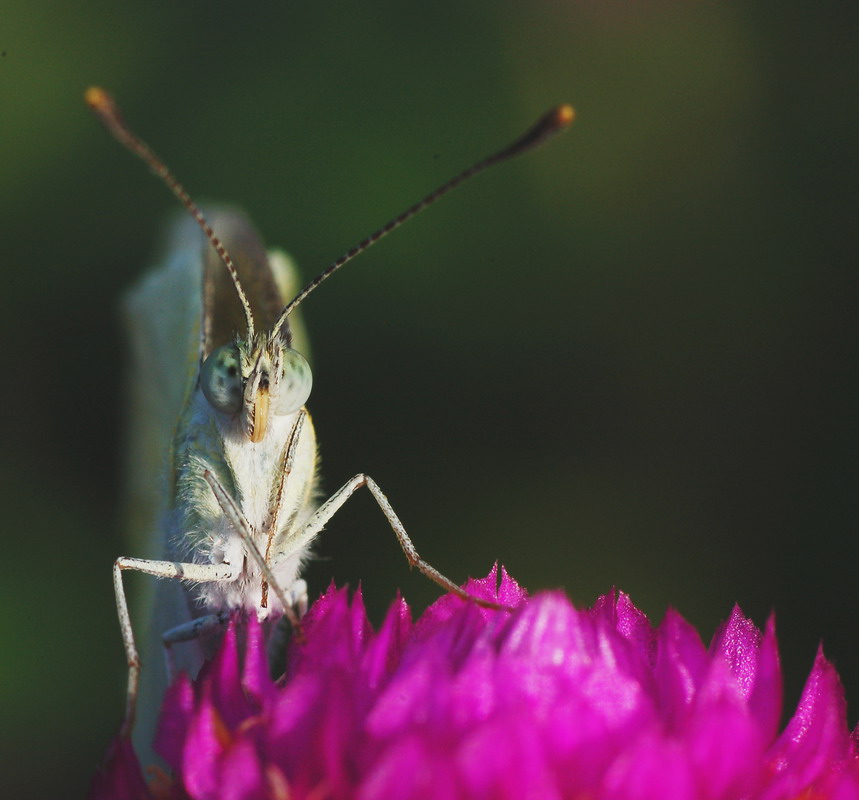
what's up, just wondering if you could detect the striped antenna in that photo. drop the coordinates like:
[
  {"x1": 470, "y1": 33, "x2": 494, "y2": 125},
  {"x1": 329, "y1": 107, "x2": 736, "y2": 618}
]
[
  {"x1": 271, "y1": 104, "x2": 574, "y2": 340},
  {"x1": 85, "y1": 87, "x2": 256, "y2": 340}
]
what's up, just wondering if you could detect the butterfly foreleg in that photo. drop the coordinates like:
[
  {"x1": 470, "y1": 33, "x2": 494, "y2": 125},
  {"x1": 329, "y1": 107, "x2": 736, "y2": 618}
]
[{"x1": 202, "y1": 469, "x2": 302, "y2": 628}]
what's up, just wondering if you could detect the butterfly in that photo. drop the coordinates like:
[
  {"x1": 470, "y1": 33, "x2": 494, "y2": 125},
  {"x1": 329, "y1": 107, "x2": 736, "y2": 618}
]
[{"x1": 86, "y1": 87, "x2": 573, "y2": 755}]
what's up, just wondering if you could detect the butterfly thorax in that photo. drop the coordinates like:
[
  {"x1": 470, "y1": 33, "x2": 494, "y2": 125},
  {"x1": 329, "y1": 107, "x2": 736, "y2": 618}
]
[{"x1": 169, "y1": 330, "x2": 318, "y2": 616}]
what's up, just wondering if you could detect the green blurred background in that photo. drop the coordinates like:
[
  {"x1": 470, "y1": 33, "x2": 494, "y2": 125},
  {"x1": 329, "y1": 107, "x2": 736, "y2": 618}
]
[{"x1": 1, "y1": 1, "x2": 856, "y2": 796}]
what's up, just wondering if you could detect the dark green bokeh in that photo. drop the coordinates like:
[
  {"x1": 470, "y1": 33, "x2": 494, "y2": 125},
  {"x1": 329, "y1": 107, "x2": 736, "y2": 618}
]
[{"x1": 1, "y1": 2, "x2": 856, "y2": 796}]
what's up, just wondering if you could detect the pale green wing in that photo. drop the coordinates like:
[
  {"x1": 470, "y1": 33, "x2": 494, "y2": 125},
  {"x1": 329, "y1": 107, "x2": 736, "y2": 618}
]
[
  {"x1": 122, "y1": 211, "x2": 209, "y2": 762},
  {"x1": 123, "y1": 213, "x2": 208, "y2": 562}
]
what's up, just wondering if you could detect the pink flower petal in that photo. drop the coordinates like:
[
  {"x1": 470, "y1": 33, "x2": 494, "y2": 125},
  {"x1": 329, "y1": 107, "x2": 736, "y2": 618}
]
[
  {"x1": 89, "y1": 735, "x2": 152, "y2": 800},
  {"x1": 182, "y1": 694, "x2": 230, "y2": 800},
  {"x1": 90, "y1": 568, "x2": 859, "y2": 800}
]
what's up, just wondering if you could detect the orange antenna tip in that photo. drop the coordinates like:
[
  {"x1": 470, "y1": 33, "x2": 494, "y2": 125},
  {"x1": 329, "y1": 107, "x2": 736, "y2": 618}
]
[
  {"x1": 556, "y1": 104, "x2": 575, "y2": 127},
  {"x1": 84, "y1": 86, "x2": 111, "y2": 110}
]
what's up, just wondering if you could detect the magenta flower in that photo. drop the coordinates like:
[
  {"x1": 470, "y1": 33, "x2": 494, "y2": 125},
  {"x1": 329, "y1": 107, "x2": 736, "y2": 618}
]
[{"x1": 91, "y1": 567, "x2": 859, "y2": 799}]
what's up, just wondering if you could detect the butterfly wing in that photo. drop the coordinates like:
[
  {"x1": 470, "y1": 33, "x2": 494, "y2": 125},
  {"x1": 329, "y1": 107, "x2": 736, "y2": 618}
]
[{"x1": 122, "y1": 208, "x2": 306, "y2": 759}]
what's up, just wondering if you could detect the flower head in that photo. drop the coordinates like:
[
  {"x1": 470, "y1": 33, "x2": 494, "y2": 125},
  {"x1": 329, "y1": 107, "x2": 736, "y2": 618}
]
[{"x1": 91, "y1": 567, "x2": 859, "y2": 799}]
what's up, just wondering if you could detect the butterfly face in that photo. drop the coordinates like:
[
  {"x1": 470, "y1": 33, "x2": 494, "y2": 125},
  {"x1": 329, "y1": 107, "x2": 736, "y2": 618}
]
[{"x1": 201, "y1": 333, "x2": 312, "y2": 442}]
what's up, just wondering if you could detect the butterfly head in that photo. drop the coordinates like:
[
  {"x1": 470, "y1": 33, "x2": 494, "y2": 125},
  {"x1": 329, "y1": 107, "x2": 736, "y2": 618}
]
[{"x1": 201, "y1": 332, "x2": 312, "y2": 442}]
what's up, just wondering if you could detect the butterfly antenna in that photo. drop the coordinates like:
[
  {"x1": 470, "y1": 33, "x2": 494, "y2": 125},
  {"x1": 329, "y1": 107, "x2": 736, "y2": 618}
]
[
  {"x1": 271, "y1": 104, "x2": 574, "y2": 339},
  {"x1": 85, "y1": 87, "x2": 256, "y2": 339}
]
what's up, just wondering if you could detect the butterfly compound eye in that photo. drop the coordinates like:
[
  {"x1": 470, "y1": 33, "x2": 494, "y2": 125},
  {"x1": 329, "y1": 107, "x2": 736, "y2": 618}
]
[
  {"x1": 201, "y1": 345, "x2": 244, "y2": 413},
  {"x1": 275, "y1": 349, "x2": 312, "y2": 415}
]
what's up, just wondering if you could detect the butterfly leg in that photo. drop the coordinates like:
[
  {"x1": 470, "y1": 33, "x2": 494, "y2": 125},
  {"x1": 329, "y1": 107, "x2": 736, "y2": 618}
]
[
  {"x1": 162, "y1": 610, "x2": 231, "y2": 683},
  {"x1": 113, "y1": 556, "x2": 239, "y2": 735},
  {"x1": 293, "y1": 474, "x2": 508, "y2": 610},
  {"x1": 203, "y1": 469, "x2": 302, "y2": 628}
]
